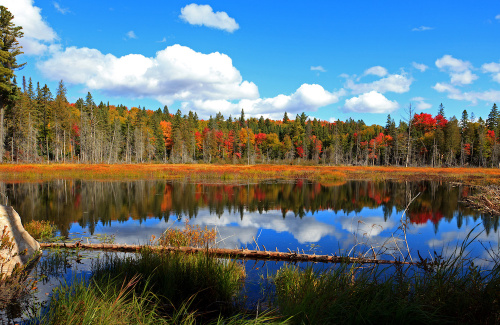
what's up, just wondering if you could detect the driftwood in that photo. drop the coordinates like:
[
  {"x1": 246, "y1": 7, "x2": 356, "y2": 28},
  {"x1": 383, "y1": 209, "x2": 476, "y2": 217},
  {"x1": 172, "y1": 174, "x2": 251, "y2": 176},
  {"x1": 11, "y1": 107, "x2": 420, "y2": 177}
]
[
  {"x1": 462, "y1": 185, "x2": 500, "y2": 216},
  {"x1": 39, "y1": 242, "x2": 413, "y2": 265}
]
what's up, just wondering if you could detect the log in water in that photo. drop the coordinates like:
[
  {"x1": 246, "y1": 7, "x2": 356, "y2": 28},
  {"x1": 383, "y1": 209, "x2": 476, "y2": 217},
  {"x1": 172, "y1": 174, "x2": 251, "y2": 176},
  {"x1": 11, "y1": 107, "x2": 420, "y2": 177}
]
[{"x1": 39, "y1": 242, "x2": 413, "y2": 265}]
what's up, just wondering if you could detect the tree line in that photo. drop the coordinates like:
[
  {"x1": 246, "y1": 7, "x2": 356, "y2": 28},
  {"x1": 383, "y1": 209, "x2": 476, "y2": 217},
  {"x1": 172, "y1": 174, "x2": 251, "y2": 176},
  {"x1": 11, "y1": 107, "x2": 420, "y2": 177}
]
[
  {"x1": 1, "y1": 5, "x2": 500, "y2": 167},
  {"x1": 2, "y1": 77, "x2": 500, "y2": 167}
]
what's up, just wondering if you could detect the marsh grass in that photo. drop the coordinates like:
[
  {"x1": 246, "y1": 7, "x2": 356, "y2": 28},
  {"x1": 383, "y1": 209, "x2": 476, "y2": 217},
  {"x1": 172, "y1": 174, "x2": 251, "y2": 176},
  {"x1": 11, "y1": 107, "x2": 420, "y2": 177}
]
[
  {"x1": 33, "y1": 249, "x2": 284, "y2": 324},
  {"x1": 157, "y1": 220, "x2": 216, "y2": 248},
  {"x1": 91, "y1": 248, "x2": 246, "y2": 319},
  {"x1": 24, "y1": 220, "x2": 58, "y2": 242},
  {"x1": 34, "y1": 274, "x2": 284, "y2": 324},
  {"x1": 271, "y1": 234, "x2": 500, "y2": 325}
]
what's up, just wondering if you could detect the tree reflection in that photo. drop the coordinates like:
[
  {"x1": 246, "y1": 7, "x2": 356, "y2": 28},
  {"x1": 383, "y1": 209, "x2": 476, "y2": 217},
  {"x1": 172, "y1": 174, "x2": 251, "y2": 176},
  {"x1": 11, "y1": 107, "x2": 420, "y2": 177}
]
[{"x1": 3, "y1": 180, "x2": 498, "y2": 237}]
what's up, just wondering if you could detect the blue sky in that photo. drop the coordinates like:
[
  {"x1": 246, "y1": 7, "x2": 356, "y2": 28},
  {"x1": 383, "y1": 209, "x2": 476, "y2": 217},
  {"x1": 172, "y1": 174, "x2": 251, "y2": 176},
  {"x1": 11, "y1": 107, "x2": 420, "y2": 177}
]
[{"x1": 6, "y1": 0, "x2": 500, "y2": 125}]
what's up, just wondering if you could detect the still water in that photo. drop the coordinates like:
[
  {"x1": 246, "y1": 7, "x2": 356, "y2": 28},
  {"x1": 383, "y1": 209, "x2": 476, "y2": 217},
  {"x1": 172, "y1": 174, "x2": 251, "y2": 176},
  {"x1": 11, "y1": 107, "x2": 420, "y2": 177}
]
[{"x1": 3, "y1": 179, "x2": 499, "y2": 263}]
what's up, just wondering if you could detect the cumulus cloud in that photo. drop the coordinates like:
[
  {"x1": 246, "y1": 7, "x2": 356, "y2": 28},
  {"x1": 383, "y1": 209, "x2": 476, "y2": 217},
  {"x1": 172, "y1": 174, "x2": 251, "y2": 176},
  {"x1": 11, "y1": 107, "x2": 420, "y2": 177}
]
[
  {"x1": 311, "y1": 66, "x2": 326, "y2": 73},
  {"x1": 363, "y1": 66, "x2": 388, "y2": 77},
  {"x1": 343, "y1": 91, "x2": 399, "y2": 113},
  {"x1": 436, "y1": 55, "x2": 472, "y2": 72},
  {"x1": 4, "y1": 0, "x2": 58, "y2": 55},
  {"x1": 180, "y1": 4, "x2": 239, "y2": 33},
  {"x1": 346, "y1": 72, "x2": 412, "y2": 94},
  {"x1": 412, "y1": 62, "x2": 428, "y2": 72},
  {"x1": 435, "y1": 55, "x2": 478, "y2": 85},
  {"x1": 38, "y1": 44, "x2": 259, "y2": 103},
  {"x1": 450, "y1": 70, "x2": 478, "y2": 85},
  {"x1": 482, "y1": 62, "x2": 500, "y2": 83},
  {"x1": 411, "y1": 97, "x2": 432, "y2": 110},
  {"x1": 412, "y1": 26, "x2": 433, "y2": 32},
  {"x1": 184, "y1": 84, "x2": 345, "y2": 119}
]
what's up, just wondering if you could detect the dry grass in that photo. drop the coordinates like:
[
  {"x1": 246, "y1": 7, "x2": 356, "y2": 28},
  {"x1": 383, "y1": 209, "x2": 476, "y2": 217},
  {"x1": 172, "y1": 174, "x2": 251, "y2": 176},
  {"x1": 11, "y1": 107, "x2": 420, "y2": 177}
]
[
  {"x1": 157, "y1": 220, "x2": 217, "y2": 248},
  {"x1": 0, "y1": 163, "x2": 499, "y2": 185}
]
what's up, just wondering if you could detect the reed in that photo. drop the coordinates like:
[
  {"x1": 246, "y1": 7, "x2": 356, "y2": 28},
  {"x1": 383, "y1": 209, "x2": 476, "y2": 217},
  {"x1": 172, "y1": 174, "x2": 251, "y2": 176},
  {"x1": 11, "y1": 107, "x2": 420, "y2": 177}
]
[
  {"x1": 91, "y1": 248, "x2": 246, "y2": 319},
  {"x1": 32, "y1": 251, "x2": 284, "y2": 324},
  {"x1": 271, "y1": 235, "x2": 500, "y2": 324}
]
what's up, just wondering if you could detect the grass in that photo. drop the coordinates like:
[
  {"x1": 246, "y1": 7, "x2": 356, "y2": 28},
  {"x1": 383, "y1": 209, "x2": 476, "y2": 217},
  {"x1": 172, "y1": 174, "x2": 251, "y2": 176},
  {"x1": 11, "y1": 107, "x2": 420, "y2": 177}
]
[
  {"x1": 1, "y1": 163, "x2": 499, "y2": 185},
  {"x1": 0, "y1": 227, "x2": 38, "y2": 317},
  {"x1": 24, "y1": 220, "x2": 58, "y2": 242},
  {"x1": 271, "y1": 238, "x2": 500, "y2": 324},
  {"x1": 32, "y1": 249, "x2": 284, "y2": 324},
  {"x1": 157, "y1": 220, "x2": 217, "y2": 248},
  {"x1": 34, "y1": 275, "x2": 283, "y2": 324},
  {"x1": 90, "y1": 248, "x2": 246, "y2": 320}
]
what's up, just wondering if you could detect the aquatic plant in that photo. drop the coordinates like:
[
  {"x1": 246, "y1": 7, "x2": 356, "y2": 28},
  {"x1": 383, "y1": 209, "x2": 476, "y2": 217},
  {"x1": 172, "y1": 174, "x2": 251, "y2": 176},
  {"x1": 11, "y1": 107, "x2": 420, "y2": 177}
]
[
  {"x1": 24, "y1": 220, "x2": 57, "y2": 241},
  {"x1": 90, "y1": 248, "x2": 246, "y2": 319},
  {"x1": 271, "y1": 235, "x2": 500, "y2": 324},
  {"x1": 157, "y1": 220, "x2": 217, "y2": 248}
]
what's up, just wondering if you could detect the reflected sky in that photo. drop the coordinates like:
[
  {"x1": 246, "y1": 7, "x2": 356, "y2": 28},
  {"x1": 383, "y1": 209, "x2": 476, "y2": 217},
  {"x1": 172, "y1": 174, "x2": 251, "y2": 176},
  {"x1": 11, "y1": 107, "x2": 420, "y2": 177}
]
[{"x1": 3, "y1": 179, "x2": 498, "y2": 263}]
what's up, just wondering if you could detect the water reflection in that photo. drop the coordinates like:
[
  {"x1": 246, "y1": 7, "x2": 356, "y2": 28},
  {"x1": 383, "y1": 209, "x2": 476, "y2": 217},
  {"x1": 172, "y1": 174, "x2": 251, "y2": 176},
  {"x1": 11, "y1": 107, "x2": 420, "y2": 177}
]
[{"x1": 2, "y1": 180, "x2": 499, "y2": 258}]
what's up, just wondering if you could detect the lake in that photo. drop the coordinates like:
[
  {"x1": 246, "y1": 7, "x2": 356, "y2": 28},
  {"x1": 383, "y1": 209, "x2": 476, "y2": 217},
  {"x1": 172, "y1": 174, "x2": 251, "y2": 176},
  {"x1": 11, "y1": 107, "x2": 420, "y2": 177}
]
[{"x1": 3, "y1": 179, "x2": 498, "y2": 263}]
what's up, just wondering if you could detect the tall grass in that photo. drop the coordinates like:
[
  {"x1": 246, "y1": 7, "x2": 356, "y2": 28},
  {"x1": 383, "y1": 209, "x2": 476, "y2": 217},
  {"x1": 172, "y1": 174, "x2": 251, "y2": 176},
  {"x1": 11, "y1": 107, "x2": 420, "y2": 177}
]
[
  {"x1": 271, "y1": 243, "x2": 500, "y2": 324},
  {"x1": 91, "y1": 248, "x2": 246, "y2": 319},
  {"x1": 33, "y1": 250, "x2": 285, "y2": 324}
]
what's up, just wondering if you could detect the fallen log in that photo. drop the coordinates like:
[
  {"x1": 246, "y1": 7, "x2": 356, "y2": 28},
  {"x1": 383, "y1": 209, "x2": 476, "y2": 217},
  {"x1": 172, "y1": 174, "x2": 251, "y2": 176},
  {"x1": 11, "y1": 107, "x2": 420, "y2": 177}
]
[{"x1": 39, "y1": 242, "x2": 414, "y2": 265}]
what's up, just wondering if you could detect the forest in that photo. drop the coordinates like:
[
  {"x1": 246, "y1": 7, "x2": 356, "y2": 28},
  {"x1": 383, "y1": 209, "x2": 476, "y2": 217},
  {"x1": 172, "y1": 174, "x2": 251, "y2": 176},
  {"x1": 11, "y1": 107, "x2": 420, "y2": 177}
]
[
  {"x1": 1, "y1": 4, "x2": 499, "y2": 168},
  {"x1": 1, "y1": 76, "x2": 500, "y2": 167}
]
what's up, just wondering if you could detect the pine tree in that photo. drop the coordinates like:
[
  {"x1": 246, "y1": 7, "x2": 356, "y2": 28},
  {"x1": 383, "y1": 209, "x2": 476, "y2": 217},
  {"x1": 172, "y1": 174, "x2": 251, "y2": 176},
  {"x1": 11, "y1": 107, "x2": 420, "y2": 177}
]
[
  {"x1": 0, "y1": 6, "x2": 25, "y2": 161},
  {"x1": 487, "y1": 103, "x2": 498, "y2": 131},
  {"x1": 437, "y1": 103, "x2": 445, "y2": 118}
]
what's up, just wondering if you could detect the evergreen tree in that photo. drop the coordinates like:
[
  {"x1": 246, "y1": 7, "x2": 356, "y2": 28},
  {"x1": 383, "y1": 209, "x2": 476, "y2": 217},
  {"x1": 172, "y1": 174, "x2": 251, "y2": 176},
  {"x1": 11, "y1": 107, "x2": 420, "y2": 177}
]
[
  {"x1": 0, "y1": 6, "x2": 25, "y2": 161},
  {"x1": 437, "y1": 103, "x2": 445, "y2": 118},
  {"x1": 487, "y1": 103, "x2": 498, "y2": 131}
]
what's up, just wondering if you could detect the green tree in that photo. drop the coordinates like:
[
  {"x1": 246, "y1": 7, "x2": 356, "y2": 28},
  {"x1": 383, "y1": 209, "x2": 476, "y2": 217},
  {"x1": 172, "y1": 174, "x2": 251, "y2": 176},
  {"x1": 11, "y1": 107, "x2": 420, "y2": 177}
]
[{"x1": 0, "y1": 6, "x2": 25, "y2": 161}]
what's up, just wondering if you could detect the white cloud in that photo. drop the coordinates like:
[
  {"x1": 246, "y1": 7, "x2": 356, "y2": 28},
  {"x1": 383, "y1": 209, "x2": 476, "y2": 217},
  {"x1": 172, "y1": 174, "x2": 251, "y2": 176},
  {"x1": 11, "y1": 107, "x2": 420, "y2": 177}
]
[
  {"x1": 180, "y1": 4, "x2": 239, "y2": 33},
  {"x1": 126, "y1": 31, "x2": 137, "y2": 39},
  {"x1": 53, "y1": 2, "x2": 70, "y2": 14},
  {"x1": 411, "y1": 97, "x2": 432, "y2": 110},
  {"x1": 433, "y1": 82, "x2": 500, "y2": 104},
  {"x1": 436, "y1": 55, "x2": 472, "y2": 72},
  {"x1": 346, "y1": 73, "x2": 412, "y2": 94},
  {"x1": 311, "y1": 66, "x2": 326, "y2": 73},
  {"x1": 343, "y1": 91, "x2": 399, "y2": 113},
  {"x1": 482, "y1": 62, "x2": 500, "y2": 83},
  {"x1": 38, "y1": 44, "x2": 259, "y2": 103},
  {"x1": 435, "y1": 55, "x2": 478, "y2": 85},
  {"x1": 450, "y1": 70, "x2": 478, "y2": 85},
  {"x1": 363, "y1": 66, "x2": 388, "y2": 77},
  {"x1": 184, "y1": 84, "x2": 345, "y2": 119},
  {"x1": 412, "y1": 26, "x2": 433, "y2": 32},
  {"x1": 496, "y1": 14, "x2": 500, "y2": 20},
  {"x1": 4, "y1": 0, "x2": 58, "y2": 55},
  {"x1": 157, "y1": 37, "x2": 167, "y2": 43},
  {"x1": 412, "y1": 62, "x2": 428, "y2": 72}
]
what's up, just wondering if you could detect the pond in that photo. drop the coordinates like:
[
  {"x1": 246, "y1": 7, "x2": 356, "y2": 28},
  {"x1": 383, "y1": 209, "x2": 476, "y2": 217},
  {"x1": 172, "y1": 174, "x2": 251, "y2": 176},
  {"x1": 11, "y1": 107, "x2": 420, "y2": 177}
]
[
  {"x1": 1, "y1": 179, "x2": 500, "y2": 318},
  {"x1": 3, "y1": 179, "x2": 498, "y2": 263}
]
